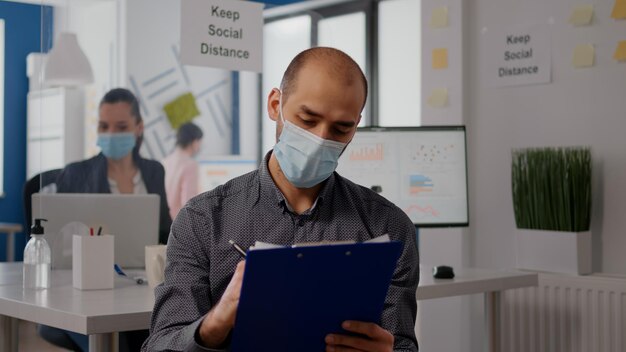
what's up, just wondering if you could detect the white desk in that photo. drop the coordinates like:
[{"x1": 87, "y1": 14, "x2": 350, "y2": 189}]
[
  {"x1": 0, "y1": 263, "x2": 153, "y2": 352},
  {"x1": 0, "y1": 223, "x2": 23, "y2": 262},
  {"x1": 417, "y1": 266, "x2": 538, "y2": 352},
  {"x1": 0, "y1": 263, "x2": 537, "y2": 352}
]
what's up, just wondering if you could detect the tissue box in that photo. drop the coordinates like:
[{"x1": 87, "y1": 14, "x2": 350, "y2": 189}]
[{"x1": 72, "y1": 235, "x2": 114, "y2": 290}]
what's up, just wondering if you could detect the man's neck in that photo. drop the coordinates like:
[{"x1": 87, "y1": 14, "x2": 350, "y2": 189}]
[{"x1": 268, "y1": 153, "x2": 323, "y2": 215}]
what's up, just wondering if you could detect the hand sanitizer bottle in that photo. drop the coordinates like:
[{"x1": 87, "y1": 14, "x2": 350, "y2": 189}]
[{"x1": 23, "y1": 219, "x2": 51, "y2": 289}]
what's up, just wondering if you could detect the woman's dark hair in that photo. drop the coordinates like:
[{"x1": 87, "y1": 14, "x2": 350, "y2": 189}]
[
  {"x1": 176, "y1": 122, "x2": 204, "y2": 148},
  {"x1": 100, "y1": 88, "x2": 142, "y2": 123},
  {"x1": 99, "y1": 88, "x2": 143, "y2": 155}
]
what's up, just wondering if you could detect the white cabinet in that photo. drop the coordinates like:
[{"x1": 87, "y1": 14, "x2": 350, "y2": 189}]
[{"x1": 27, "y1": 87, "x2": 84, "y2": 179}]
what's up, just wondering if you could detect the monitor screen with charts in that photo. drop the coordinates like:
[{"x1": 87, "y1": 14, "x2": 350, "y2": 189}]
[
  {"x1": 336, "y1": 126, "x2": 469, "y2": 227},
  {"x1": 32, "y1": 193, "x2": 160, "y2": 269}
]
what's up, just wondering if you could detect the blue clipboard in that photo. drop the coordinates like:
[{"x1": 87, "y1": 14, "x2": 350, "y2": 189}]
[{"x1": 231, "y1": 241, "x2": 402, "y2": 352}]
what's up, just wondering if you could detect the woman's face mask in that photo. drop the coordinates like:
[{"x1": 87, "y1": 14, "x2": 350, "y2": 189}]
[
  {"x1": 273, "y1": 91, "x2": 347, "y2": 189},
  {"x1": 97, "y1": 102, "x2": 142, "y2": 160},
  {"x1": 97, "y1": 133, "x2": 136, "y2": 160}
]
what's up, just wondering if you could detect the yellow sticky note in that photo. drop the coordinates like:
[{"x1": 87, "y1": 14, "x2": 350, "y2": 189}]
[
  {"x1": 572, "y1": 44, "x2": 595, "y2": 68},
  {"x1": 568, "y1": 4, "x2": 593, "y2": 26},
  {"x1": 430, "y1": 6, "x2": 448, "y2": 28},
  {"x1": 611, "y1": 0, "x2": 626, "y2": 19},
  {"x1": 614, "y1": 41, "x2": 626, "y2": 61},
  {"x1": 427, "y1": 88, "x2": 448, "y2": 108},
  {"x1": 432, "y1": 48, "x2": 448, "y2": 69},
  {"x1": 163, "y1": 92, "x2": 200, "y2": 129}
]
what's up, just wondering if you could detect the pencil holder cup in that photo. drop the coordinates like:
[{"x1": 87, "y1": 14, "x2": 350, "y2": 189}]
[{"x1": 72, "y1": 234, "x2": 114, "y2": 290}]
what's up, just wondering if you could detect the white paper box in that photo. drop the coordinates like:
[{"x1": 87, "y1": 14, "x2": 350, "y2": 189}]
[
  {"x1": 515, "y1": 229, "x2": 592, "y2": 275},
  {"x1": 72, "y1": 234, "x2": 114, "y2": 290}
]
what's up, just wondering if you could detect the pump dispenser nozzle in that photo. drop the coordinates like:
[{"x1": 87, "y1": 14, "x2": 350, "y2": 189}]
[{"x1": 31, "y1": 218, "x2": 48, "y2": 235}]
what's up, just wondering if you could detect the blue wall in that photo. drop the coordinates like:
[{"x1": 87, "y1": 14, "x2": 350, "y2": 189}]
[{"x1": 0, "y1": 1, "x2": 53, "y2": 261}]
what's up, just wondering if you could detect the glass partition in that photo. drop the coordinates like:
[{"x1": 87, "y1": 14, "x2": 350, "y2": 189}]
[{"x1": 15, "y1": 0, "x2": 424, "y2": 260}]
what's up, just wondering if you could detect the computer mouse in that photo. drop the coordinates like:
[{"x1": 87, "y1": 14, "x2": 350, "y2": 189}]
[{"x1": 432, "y1": 265, "x2": 455, "y2": 279}]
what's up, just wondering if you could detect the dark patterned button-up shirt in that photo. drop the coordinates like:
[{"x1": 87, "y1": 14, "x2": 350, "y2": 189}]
[{"x1": 142, "y1": 152, "x2": 419, "y2": 352}]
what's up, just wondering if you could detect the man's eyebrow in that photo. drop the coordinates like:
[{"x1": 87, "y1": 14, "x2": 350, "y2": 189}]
[
  {"x1": 336, "y1": 120, "x2": 356, "y2": 128},
  {"x1": 299, "y1": 105, "x2": 356, "y2": 127},
  {"x1": 300, "y1": 105, "x2": 323, "y2": 118}
]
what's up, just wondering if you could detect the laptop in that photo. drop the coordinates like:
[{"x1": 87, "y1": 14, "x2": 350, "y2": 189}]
[{"x1": 32, "y1": 193, "x2": 160, "y2": 269}]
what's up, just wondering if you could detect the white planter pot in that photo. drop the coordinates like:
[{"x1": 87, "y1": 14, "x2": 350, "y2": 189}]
[{"x1": 515, "y1": 229, "x2": 592, "y2": 275}]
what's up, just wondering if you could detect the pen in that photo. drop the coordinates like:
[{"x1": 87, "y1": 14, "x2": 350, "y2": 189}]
[
  {"x1": 114, "y1": 264, "x2": 146, "y2": 285},
  {"x1": 228, "y1": 240, "x2": 247, "y2": 258}
]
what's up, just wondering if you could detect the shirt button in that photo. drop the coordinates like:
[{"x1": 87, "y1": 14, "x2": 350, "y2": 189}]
[{"x1": 298, "y1": 219, "x2": 305, "y2": 227}]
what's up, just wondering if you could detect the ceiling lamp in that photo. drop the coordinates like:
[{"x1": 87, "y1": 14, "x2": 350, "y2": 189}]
[{"x1": 43, "y1": 32, "x2": 94, "y2": 86}]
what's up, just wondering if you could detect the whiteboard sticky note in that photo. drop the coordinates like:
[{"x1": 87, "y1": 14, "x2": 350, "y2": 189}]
[
  {"x1": 573, "y1": 44, "x2": 595, "y2": 68},
  {"x1": 614, "y1": 41, "x2": 626, "y2": 61},
  {"x1": 432, "y1": 48, "x2": 448, "y2": 69},
  {"x1": 568, "y1": 4, "x2": 593, "y2": 26},
  {"x1": 430, "y1": 7, "x2": 448, "y2": 28},
  {"x1": 611, "y1": 0, "x2": 626, "y2": 19},
  {"x1": 427, "y1": 88, "x2": 448, "y2": 108}
]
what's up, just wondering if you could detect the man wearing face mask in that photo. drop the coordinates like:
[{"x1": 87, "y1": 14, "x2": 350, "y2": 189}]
[{"x1": 143, "y1": 47, "x2": 419, "y2": 352}]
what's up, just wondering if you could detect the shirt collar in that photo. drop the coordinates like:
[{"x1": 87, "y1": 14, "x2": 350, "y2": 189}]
[{"x1": 258, "y1": 150, "x2": 335, "y2": 214}]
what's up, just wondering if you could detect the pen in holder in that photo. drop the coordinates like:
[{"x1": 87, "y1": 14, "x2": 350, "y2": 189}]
[{"x1": 72, "y1": 234, "x2": 114, "y2": 290}]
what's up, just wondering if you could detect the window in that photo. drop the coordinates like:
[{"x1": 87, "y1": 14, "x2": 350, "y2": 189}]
[
  {"x1": 378, "y1": 0, "x2": 421, "y2": 126},
  {"x1": 260, "y1": 0, "x2": 423, "y2": 154},
  {"x1": 262, "y1": 15, "x2": 312, "y2": 154},
  {"x1": 318, "y1": 11, "x2": 368, "y2": 126}
]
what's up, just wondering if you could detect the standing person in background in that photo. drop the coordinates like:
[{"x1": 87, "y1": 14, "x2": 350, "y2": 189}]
[{"x1": 162, "y1": 122, "x2": 204, "y2": 220}]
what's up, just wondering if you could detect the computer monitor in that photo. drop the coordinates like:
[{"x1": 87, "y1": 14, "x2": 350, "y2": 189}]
[
  {"x1": 198, "y1": 156, "x2": 258, "y2": 192},
  {"x1": 32, "y1": 193, "x2": 160, "y2": 269},
  {"x1": 336, "y1": 126, "x2": 469, "y2": 227}
]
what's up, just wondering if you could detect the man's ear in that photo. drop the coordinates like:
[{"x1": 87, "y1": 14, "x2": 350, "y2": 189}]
[{"x1": 267, "y1": 88, "x2": 281, "y2": 122}]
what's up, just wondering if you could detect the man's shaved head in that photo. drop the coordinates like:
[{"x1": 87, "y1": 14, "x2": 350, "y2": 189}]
[{"x1": 279, "y1": 47, "x2": 368, "y2": 110}]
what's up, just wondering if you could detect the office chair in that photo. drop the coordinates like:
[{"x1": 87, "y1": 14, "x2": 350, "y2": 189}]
[{"x1": 22, "y1": 168, "x2": 62, "y2": 233}]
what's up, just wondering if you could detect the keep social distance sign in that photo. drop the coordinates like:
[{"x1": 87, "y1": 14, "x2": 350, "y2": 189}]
[{"x1": 181, "y1": 0, "x2": 263, "y2": 72}]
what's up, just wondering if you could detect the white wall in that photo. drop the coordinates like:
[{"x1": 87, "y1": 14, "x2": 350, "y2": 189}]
[
  {"x1": 466, "y1": 0, "x2": 626, "y2": 350},
  {"x1": 467, "y1": 0, "x2": 626, "y2": 276},
  {"x1": 417, "y1": 1, "x2": 474, "y2": 351}
]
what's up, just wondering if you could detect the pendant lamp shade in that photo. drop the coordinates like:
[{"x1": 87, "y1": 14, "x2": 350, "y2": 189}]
[{"x1": 43, "y1": 32, "x2": 94, "y2": 86}]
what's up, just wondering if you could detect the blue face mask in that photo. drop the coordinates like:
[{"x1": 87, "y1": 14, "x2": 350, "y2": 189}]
[
  {"x1": 273, "y1": 93, "x2": 347, "y2": 189},
  {"x1": 97, "y1": 133, "x2": 136, "y2": 160}
]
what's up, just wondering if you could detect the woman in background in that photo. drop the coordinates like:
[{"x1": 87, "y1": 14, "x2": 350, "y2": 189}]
[
  {"x1": 44, "y1": 88, "x2": 172, "y2": 352},
  {"x1": 162, "y1": 122, "x2": 203, "y2": 219},
  {"x1": 56, "y1": 87, "x2": 171, "y2": 244}
]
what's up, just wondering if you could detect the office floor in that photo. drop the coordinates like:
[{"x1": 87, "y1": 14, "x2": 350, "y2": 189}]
[{"x1": 19, "y1": 320, "x2": 69, "y2": 352}]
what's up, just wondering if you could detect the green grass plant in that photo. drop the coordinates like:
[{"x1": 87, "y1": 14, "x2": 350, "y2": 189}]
[{"x1": 512, "y1": 147, "x2": 591, "y2": 232}]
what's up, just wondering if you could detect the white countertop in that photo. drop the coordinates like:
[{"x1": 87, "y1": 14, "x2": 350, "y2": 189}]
[
  {"x1": 0, "y1": 262, "x2": 154, "y2": 334},
  {"x1": 417, "y1": 265, "x2": 538, "y2": 300}
]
